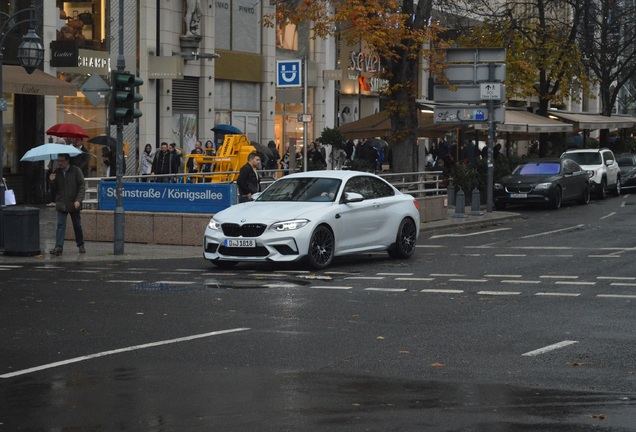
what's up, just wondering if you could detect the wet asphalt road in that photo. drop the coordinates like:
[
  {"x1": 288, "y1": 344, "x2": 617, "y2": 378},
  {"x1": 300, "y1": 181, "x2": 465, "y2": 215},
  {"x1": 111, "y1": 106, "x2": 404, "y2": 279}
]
[{"x1": 2, "y1": 195, "x2": 636, "y2": 431}]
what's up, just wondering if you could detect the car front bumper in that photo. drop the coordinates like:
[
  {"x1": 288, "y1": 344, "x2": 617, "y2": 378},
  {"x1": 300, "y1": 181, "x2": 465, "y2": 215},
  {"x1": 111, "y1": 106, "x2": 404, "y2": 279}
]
[{"x1": 203, "y1": 229, "x2": 310, "y2": 263}]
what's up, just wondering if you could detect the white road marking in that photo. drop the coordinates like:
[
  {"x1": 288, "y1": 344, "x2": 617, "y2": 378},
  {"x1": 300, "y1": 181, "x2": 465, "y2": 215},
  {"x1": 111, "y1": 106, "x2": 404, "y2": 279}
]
[
  {"x1": 610, "y1": 282, "x2": 636, "y2": 287},
  {"x1": 430, "y1": 227, "x2": 510, "y2": 239},
  {"x1": 485, "y1": 274, "x2": 522, "y2": 278},
  {"x1": 311, "y1": 286, "x2": 352, "y2": 290},
  {"x1": 174, "y1": 268, "x2": 200, "y2": 272},
  {"x1": 0, "y1": 328, "x2": 250, "y2": 379},
  {"x1": 0, "y1": 265, "x2": 21, "y2": 269},
  {"x1": 540, "y1": 275, "x2": 578, "y2": 279},
  {"x1": 522, "y1": 340, "x2": 578, "y2": 357},
  {"x1": 588, "y1": 255, "x2": 620, "y2": 258},
  {"x1": 449, "y1": 278, "x2": 488, "y2": 283},
  {"x1": 477, "y1": 291, "x2": 521, "y2": 296},
  {"x1": 597, "y1": 276, "x2": 636, "y2": 280},
  {"x1": 263, "y1": 283, "x2": 301, "y2": 288},
  {"x1": 364, "y1": 288, "x2": 408, "y2": 292},
  {"x1": 345, "y1": 276, "x2": 385, "y2": 280},
  {"x1": 396, "y1": 277, "x2": 435, "y2": 281},
  {"x1": 106, "y1": 280, "x2": 144, "y2": 283},
  {"x1": 377, "y1": 272, "x2": 413, "y2": 276},
  {"x1": 520, "y1": 225, "x2": 584, "y2": 239},
  {"x1": 416, "y1": 244, "x2": 444, "y2": 248},
  {"x1": 598, "y1": 294, "x2": 636, "y2": 299},
  {"x1": 600, "y1": 212, "x2": 616, "y2": 220},
  {"x1": 535, "y1": 292, "x2": 581, "y2": 297},
  {"x1": 502, "y1": 280, "x2": 541, "y2": 284},
  {"x1": 420, "y1": 289, "x2": 464, "y2": 294},
  {"x1": 430, "y1": 273, "x2": 464, "y2": 277},
  {"x1": 495, "y1": 254, "x2": 526, "y2": 257},
  {"x1": 539, "y1": 255, "x2": 573, "y2": 258},
  {"x1": 555, "y1": 281, "x2": 595, "y2": 286}
]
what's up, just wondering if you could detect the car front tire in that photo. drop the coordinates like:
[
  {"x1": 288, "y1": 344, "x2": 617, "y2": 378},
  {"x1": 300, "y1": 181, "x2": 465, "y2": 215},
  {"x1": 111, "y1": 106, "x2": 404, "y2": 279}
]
[
  {"x1": 613, "y1": 176, "x2": 621, "y2": 196},
  {"x1": 598, "y1": 178, "x2": 608, "y2": 199},
  {"x1": 578, "y1": 183, "x2": 590, "y2": 205},
  {"x1": 387, "y1": 218, "x2": 417, "y2": 259},
  {"x1": 549, "y1": 186, "x2": 562, "y2": 209},
  {"x1": 307, "y1": 225, "x2": 334, "y2": 269}
]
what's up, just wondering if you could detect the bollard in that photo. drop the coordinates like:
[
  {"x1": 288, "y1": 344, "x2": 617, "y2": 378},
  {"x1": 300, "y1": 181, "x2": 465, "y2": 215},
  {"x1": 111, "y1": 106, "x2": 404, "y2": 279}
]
[
  {"x1": 454, "y1": 190, "x2": 466, "y2": 217},
  {"x1": 447, "y1": 181, "x2": 455, "y2": 208},
  {"x1": 471, "y1": 188, "x2": 483, "y2": 216}
]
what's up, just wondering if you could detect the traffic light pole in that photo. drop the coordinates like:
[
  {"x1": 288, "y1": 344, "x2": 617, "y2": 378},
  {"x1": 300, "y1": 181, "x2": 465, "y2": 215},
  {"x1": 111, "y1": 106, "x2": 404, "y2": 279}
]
[{"x1": 114, "y1": 0, "x2": 125, "y2": 255}]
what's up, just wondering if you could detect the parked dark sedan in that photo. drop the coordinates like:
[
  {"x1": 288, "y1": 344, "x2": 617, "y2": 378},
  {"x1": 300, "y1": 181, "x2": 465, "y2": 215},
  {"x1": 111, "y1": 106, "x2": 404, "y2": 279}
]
[
  {"x1": 617, "y1": 153, "x2": 636, "y2": 191},
  {"x1": 494, "y1": 158, "x2": 590, "y2": 210}
]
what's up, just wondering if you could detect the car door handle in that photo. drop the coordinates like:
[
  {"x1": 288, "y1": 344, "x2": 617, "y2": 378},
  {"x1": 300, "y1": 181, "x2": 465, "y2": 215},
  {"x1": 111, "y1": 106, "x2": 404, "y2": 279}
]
[{"x1": 335, "y1": 213, "x2": 341, "y2": 219}]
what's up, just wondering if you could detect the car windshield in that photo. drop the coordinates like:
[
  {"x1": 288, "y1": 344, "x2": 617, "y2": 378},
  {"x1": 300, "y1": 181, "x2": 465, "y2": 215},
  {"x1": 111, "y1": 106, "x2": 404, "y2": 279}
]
[
  {"x1": 514, "y1": 162, "x2": 561, "y2": 175},
  {"x1": 618, "y1": 157, "x2": 634, "y2": 167},
  {"x1": 257, "y1": 177, "x2": 342, "y2": 202},
  {"x1": 566, "y1": 152, "x2": 601, "y2": 165}
]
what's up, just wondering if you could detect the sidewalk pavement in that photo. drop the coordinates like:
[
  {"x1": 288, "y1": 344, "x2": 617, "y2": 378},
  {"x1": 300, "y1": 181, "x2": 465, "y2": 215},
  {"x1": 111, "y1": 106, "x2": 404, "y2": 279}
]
[{"x1": 0, "y1": 205, "x2": 520, "y2": 264}]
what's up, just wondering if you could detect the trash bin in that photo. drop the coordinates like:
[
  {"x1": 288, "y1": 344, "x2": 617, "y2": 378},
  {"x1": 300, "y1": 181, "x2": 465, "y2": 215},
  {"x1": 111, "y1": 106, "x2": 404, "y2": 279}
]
[{"x1": 3, "y1": 206, "x2": 40, "y2": 256}]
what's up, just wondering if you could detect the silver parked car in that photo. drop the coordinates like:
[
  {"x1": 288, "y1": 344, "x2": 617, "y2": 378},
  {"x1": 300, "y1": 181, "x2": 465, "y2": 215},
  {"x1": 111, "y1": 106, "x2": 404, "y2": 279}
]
[{"x1": 203, "y1": 170, "x2": 420, "y2": 269}]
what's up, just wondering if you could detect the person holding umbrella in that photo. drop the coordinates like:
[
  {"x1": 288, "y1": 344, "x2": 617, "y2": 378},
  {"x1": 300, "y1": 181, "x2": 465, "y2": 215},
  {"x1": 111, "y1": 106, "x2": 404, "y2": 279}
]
[{"x1": 48, "y1": 153, "x2": 87, "y2": 256}]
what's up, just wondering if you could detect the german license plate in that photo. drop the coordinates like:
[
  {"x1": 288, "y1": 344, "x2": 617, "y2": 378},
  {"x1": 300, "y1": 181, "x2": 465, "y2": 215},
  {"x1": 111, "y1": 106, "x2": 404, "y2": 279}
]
[
  {"x1": 224, "y1": 239, "x2": 256, "y2": 247},
  {"x1": 509, "y1": 193, "x2": 527, "y2": 198}
]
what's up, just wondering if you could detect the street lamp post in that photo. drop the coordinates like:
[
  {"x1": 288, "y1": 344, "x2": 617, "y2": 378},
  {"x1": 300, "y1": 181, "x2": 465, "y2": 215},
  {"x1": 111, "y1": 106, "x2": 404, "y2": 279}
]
[{"x1": 0, "y1": 2, "x2": 45, "y2": 251}]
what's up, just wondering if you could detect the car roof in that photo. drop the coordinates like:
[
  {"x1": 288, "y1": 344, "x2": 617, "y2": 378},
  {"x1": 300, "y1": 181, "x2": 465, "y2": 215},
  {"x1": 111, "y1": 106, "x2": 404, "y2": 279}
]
[
  {"x1": 563, "y1": 148, "x2": 611, "y2": 153},
  {"x1": 281, "y1": 170, "x2": 380, "y2": 180}
]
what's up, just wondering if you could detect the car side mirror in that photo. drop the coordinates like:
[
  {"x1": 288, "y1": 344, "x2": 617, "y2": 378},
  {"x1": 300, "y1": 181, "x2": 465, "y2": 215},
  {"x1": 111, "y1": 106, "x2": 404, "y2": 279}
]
[
  {"x1": 606, "y1": 159, "x2": 614, "y2": 166},
  {"x1": 343, "y1": 192, "x2": 364, "y2": 203}
]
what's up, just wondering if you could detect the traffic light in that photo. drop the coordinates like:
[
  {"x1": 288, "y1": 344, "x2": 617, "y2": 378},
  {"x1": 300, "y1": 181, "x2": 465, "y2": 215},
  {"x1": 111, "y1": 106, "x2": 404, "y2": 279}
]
[{"x1": 109, "y1": 71, "x2": 143, "y2": 125}]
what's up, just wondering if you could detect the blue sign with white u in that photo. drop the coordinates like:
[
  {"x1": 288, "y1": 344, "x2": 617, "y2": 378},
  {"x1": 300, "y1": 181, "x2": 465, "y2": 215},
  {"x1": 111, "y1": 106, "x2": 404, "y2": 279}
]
[{"x1": 276, "y1": 60, "x2": 302, "y2": 87}]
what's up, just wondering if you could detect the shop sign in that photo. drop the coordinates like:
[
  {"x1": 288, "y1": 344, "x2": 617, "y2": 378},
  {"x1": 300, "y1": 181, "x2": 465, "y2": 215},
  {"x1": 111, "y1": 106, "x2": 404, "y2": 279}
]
[
  {"x1": 50, "y1": 41, "x2": 78, "y2": 67},
  {"x1": 57, "y1": 49, "x2": 111, "y2": 75}
]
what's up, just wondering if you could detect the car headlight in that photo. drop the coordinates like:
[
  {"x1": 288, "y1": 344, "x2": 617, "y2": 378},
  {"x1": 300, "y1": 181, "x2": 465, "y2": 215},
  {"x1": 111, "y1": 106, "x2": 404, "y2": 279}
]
[
  {"x1": 586, "y1": 170, "x2": 595, "y2": 178},
  {"x1": 207, "y1": 219, "x2": 222, "y2": 230},
  {"x1": 271, "y1": 219, "x2": 309, "y2": 231},
  {"x1": 534, "y1": 183, "x2": 552, "y2": 190}
]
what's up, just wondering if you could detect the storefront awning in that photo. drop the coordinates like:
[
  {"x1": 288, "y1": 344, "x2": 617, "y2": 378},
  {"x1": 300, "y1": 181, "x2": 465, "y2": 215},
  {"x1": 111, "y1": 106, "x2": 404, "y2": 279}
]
[
  {"x1": 2, "y1": 65, "x2": 76, "y2": 96},
  {"x1": 549, "y1": 111, "x2": 636, "y2": 130},
  {"x1": 474, "y1": 109, "x2": 573, "y2": 134},
  {"x1": 338, "y1": 110, "x2": 458, "y2": 139}
]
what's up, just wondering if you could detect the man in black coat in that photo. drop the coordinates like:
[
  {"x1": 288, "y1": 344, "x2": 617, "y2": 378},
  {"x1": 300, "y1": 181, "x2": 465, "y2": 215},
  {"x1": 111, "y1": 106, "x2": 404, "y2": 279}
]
[{"x1": 237, "y1": 152, "x2": 261, "y2": 202}]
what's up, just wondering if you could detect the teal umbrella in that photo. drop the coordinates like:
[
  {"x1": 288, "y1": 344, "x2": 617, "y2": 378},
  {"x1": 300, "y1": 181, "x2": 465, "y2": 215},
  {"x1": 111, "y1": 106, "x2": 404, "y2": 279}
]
[{"x1": 20, "y1": 143, "x2": 84, "y2": 162}]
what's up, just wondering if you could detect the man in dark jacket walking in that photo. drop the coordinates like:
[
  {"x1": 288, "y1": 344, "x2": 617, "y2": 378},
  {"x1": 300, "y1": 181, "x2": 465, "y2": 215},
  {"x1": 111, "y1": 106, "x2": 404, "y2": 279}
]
[
  {"x1": 49, "y1": 153, "x2": 86, "y2": 255},
  {"x1": 151, "y1": 142, "x2": 174, "y2": 182},
  {"x1": 237, "y1": 152, "x2": 261, "y2": 202}
]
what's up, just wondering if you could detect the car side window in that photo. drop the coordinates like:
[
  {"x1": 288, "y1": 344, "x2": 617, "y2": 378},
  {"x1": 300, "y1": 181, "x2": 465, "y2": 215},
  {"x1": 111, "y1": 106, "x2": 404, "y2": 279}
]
[
  {"x1": 344, "y1": 176, "x2": 374, "y2": 199},
  {"x1": 369, "y1": 177, "x2": 395, "y2": 198},
  {"x1": 563, "y1": 160, "x2": 573, "y2": 174}
]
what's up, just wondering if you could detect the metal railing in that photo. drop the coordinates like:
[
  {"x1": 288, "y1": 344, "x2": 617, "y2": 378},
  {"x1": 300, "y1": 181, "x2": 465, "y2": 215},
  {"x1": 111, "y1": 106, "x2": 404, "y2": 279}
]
[{"x1": 83, "y1": 169, "x2": 447, "y2": 209}]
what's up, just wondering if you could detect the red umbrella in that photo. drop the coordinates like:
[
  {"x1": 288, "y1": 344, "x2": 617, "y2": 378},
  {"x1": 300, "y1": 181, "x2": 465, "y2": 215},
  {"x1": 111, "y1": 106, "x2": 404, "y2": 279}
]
[{"x1": 46, "y1": 123, "x2": 89, "y2": 139}]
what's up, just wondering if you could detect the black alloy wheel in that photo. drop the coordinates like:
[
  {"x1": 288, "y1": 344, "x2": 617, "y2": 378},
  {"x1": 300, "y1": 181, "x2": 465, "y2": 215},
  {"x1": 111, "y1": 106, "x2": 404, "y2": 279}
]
[
  {"x1": 307, "y1": 225, "x2": 334, "y2": 269},
  {"x1": 387, "y1": 218, "x2": 417, "y2": 259},
  {"x1": 550, "y1": 186, "x2": 562, "y2": 209}
]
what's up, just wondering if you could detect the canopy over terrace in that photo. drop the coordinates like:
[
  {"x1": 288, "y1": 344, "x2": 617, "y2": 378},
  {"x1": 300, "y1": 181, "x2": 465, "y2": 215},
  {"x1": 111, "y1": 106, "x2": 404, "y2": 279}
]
[
  {"x1": 339, "y1": 108, "x2": 573, "y2": 141},
  {"x1": 338, "y1": 110, "x2": 459, "y2": 140},
  {"x1": 472, "y1": 109, "x2": 573, "y2": 136},
  {"x1": 548, "y1": 111, "x2": 636, "y2": 132}
]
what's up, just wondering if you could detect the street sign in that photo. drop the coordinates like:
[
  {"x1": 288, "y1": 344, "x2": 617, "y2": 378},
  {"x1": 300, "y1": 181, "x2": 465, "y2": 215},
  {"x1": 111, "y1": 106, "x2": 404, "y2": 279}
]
[
  {"x1": 480, "y1": 83, "x2": 504, "y2": 100},
  {"x1": 445, "y1": 64, "x2": 506, "y2": 84},
  {"x1": 80, "y1": 74, "x2": 111, "y2": 107},
  {"x1": 276, "y1": 60, "x2": 302, "y2": 88},
  {"x1": 446, "y1": 48, "x2": 506, "y2": 63},
  {"x1": 434, "y1": 106, "x2": 487, "y2": 123},
  {"x1": 434, "y1": 84, "x2": 506, "y2": 103},
  {"x1": 297, "y1": 114, "x2": 312, "y2": 123},
  {"x1": 433, "y1": 105, "x2": 506, "y2": 124}
]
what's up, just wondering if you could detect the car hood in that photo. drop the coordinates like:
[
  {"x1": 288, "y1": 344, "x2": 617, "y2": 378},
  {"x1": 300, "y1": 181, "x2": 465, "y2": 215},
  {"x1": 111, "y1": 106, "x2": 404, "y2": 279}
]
[
  {"x1": 620, "y1": 166, "x2": 636, "y2": 176},
  {"x1": 500, "y1": 174, "x2": 559, "y2": 184},
  {"x1": 213, "y1": 201, "x2": 333, "y2": 223}
]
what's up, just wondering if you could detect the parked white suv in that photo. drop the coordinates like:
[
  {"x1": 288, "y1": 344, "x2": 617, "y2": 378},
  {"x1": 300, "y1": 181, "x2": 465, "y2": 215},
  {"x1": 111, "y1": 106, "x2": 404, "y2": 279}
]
[{"x1": 561, "y1": 148, "x2": 621, "y2": 198}]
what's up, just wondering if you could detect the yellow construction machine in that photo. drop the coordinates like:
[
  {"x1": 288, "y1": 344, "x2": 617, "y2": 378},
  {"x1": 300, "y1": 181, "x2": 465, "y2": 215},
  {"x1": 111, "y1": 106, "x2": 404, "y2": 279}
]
[{"x1": 183, "y1": 134, "x2": 256, "y2": 183}]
